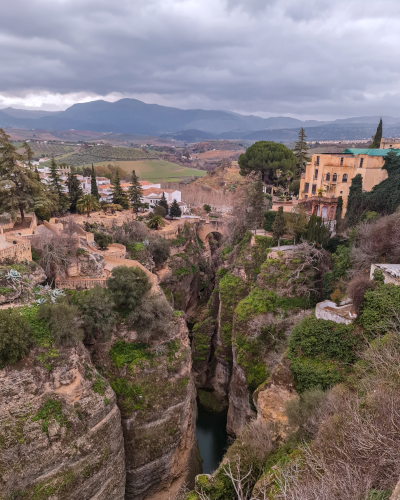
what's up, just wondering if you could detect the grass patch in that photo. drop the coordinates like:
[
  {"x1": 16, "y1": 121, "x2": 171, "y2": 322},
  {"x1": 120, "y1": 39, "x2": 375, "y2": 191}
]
[
  {"x1": 109, "y1": 340, "x2": 153, "y2": 368},
  {"x1": 32, "y1": 399, "x2": 68, "y2": 435}
]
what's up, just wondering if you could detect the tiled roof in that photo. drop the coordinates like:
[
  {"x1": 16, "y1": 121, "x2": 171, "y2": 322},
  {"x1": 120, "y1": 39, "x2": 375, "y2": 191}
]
[{"x1": 342, "y1": 148, "x2": 400, "y2": 156}]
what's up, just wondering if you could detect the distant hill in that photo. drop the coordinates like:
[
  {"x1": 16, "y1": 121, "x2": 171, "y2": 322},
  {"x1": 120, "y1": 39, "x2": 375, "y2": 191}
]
[{"x1": 0, "y1": 98, "x2": 399, "y2": 141}]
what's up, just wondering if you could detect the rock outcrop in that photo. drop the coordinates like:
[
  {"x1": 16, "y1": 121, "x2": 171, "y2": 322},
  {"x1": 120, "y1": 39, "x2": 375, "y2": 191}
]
[
  {"x1": 0, "y1": 343, "x2": 126, "y2": 499},
  {"x1": 92, "y1": 317, "x2": 201, "y2": 500},
  {"x1": 0, "y1": 262, "x2": 46, "y2": 305}
]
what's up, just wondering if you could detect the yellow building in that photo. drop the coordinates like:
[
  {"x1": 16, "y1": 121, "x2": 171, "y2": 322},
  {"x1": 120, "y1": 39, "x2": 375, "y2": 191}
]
[
  {"x1": 380, "y1": 137, "x2": 400, "y2": 149},
  {"x1": 299, "y1": 148, "x2": 399, "y2": 215}
]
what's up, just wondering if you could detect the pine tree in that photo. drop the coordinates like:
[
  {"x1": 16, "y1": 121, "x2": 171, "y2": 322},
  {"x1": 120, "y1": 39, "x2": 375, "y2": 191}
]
[
  {"x1": 169, "y1": 199, "x2": 182, "y2": 218},
  {"x1": 48, "y1": 156, "x2": 70, "y2": 214},
  {"x1": 128, "y1": 170, "x2": 144, "y2": 214},
  {"x1": 294, "y1": 127, "x2": 311, "y2": 173},
  {"x1": 111, "y1": 169, "x2": 129, "y2": 209},
  {"x1": 272, "y1": 206, "x2": 286, "y2": 249},
  {"x1": 67, "y1": 173, "x2": 83, "y2": 213},
  {"x1": 0, "y1": 129, "x2": 43, "y2": 223},
  {"x1": 370, "y1": 118, "x2": 383, "y2": 149},
  {"x1": 91, "y1": 164, "x2": 99, "y2": 200},
  {"x1": 159, "y1": 192, "x2": 169, "y2": 213},
  {"x1": 49, "y1": 156, "x2": 63, "y2": 196},
  {"x1": 345, "y1": 174, "x2": 364, "y2": 227},
  {"x1": 246, "y1": 172, "x2": 265, "y2": 231}
]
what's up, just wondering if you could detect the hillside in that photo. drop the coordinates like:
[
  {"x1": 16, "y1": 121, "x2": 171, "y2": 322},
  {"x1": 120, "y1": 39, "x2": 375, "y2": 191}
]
[
  {"x1": 1, "y1": 99, "x2": 400, "y2": 140},
  {"x1": 56, "y1": 144, "x2": 158, "y2": 166}
]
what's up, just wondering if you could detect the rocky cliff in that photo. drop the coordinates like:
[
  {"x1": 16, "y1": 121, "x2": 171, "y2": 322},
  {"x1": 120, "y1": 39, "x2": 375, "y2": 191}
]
[
  {"x1": 92, "y1": 317, "x2": 201, "y2": 500},
  {"x1": 0, "y1": 343, "x2": 126, "y2": 499}
]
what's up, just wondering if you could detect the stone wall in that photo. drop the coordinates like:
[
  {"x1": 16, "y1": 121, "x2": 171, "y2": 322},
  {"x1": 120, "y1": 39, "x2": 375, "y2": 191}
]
[
  {"x1": 315, "y1": 300, "x2": 355, "y2": 325},
  {"x1": 55, "y1": 277, "x2": 108, "y2": 290},
  {"x1": 0, "y1": 235, "x2": 32, "y2": 262}
]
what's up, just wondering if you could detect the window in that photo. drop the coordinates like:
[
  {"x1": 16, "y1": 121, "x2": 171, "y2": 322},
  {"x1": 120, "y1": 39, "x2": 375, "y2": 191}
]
[
  {"x1": 342, "y1": 174, "x2": 348, "y2": 182},
  {"x1": 304, "y1": 195, "x2": 308, "y2": 199},
  {"x1": 312, "y1": 184, "x2": 317, "y2": 195},
  {"x1": 314, "y1": 169, "x2": 319, "y2": 180},
  {"x1": 390, "y1": 145, "x2": 393, "y2": 148},
  {"x1": 359, "y1": 158, "x2": 364, "y2": 168},
  {"x1": 326, "y1": 173, "x2": 330, "y2": 181},
  {"x1": 332, "y1": 173, "x2": 337, "y2": 182},
  {"x1": 304, "y1": 182, "x2": 309, "y2": 193},
  {"x1": 340, "y1": 157, "x2": 344, "y2": 166},
  {"x1": 316, "y1": 156, "x2": 320, "y2": 166}
]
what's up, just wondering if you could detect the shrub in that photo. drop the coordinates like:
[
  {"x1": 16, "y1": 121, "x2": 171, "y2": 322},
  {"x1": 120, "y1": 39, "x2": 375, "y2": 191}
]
[
  {"x1": 148, "y1": 237, "x2": 170, "y2": 267},
  {"x1": 263, "y1": 211, "x2": 277, "y2": 232},
  {"x1": 359, "y1": 284, "x2": 400, "y2": 335},
  {"x1": 330, "y1": 289, "x2": 342, "y2": 306},
  {"x1": 332, "y1": 244, "x2": 351, "y2": 280},
  {"x1": 94, "y1": 231, "x2": 113, "y2": 249},
  {"x1": 153, "y1": 205, "x2": 167, "y2": 217},
  {"x1": 107, "y1": 265, "x2": 151, "y2": 312},
  {"x1": 0, "y1": 308, "x2": 32, "y2": 368},
  {"x1": 72, "y1": 287, "x2": 117, "y2": 341},
  {"x1": 286, "y1": 387, "x2": 327, "y2": 439},
  {"x1": 289, "y1": 316, "x2": 360, "y2": 365},
  {"x1": 127, "y1": 292, "x2": 173, "y2": 341},
  {"x1": 37, "y1": 302, "x2": 84, "y2": 347},
  {"x1": 347, "y1": 274, "x2": 376, "y2": 313}
]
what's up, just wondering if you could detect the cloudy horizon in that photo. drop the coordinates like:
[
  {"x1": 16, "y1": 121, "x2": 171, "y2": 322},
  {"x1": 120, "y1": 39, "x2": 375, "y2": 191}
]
[{"x1": 1, "y1": 0, "x2": 400, "y2": 120}]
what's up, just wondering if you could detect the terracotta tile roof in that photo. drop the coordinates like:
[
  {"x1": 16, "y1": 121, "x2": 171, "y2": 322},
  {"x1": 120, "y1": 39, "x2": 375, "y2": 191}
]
[
  {"x1": 139, "y1": 180, "x2": 152, "y2": 185},
  {"x1": 98, "y1": 184, "x2": 112, "y2": 191}
]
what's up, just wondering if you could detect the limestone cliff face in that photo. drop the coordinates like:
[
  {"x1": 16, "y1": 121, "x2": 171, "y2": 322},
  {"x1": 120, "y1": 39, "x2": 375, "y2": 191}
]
[
  {"x1": 253, "y1": 355, "x2": 299, "y2": 443},
  {"x1": 93, "y1": 317, "x2": 200, "y2": 500},
  {"x1": 0, "y1": 262, "x2": 46, "y2": 305},
  {"x1": 0, "y1": 343, "x2": 125, "y2": 499}
]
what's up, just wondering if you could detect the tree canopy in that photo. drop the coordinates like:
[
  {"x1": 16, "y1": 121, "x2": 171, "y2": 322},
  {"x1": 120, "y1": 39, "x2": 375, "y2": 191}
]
[
  {"x1": 91, "y1": 164, "x2": 100, "y2": 200},
  {"x1": 128, "y1": 170, "x2": 143, "y2": 214},
  {"x1": 0, "y1": 129, "x2": 44, "y2": 222},
  {"x1": 238, "y1": 141, "x2": 297, "y2": 184},
  {"x1": 111, "y1": 169, "x2": 129, "y2": 209},
  {"x1": 369, "y1": 118, "x2": 383, "y2": 148},
  {"x1": 169, "y1": 199, "x2": 182, "y2": 218},
  {"x1": 293, "y1": 128, "x2": 311, "y2": 173}
]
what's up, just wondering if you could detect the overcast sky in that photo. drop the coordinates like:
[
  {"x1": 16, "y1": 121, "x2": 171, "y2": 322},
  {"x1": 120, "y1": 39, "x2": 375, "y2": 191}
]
[{"x1": 1, "y1": 0, "x2": 400, "y2": 119}]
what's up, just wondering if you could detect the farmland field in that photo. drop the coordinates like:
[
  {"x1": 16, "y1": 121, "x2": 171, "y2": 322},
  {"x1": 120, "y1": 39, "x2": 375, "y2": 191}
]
[
  {"x1": 55, "y1": 145, "x2": 158, "y2": 166},
  {"x1": 91, "y1": 160, "x2": 207, "y2": 182}
]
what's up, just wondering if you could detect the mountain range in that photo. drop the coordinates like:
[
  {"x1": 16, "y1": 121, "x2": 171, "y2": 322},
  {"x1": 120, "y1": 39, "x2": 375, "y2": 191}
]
[{"x1": 0, "y1": 99, "x2": 399, "y2": 142}]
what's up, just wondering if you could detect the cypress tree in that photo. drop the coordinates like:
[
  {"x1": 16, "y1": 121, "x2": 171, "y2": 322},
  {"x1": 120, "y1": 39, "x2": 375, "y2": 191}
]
[
  {"x1": 169, "y1": 199, "x2": 182, "y2": 218},
  {"x1": 345, "y1": 174, "x2": 364, "y2": 227},
  {"x1": 91, "y1": 164, "x2": 99, "y2": 200},
  {"x1": 159, "y1": 192, "x2": 169, "y2": 213},
  {"x1": 111, "y1": 169, "x2": 129, "y2": 209},
  {"x1": 49, "y1": 156, "x2": 63, "y2": 196},
  {"x1": 48, "y1": 156, "x2": 70, "y2": 214},
  {"x1": 294, "y1": 127, "x2": 311, "y2": 173},
  {"x1": 246, "y1": 172, "x2": 266, "y2": 231},
  {"x1": 272, "y1": 206, "x2": 286, "y2": 249},
  {"x1": 370, "y1": 118, "x2": 383, "y2": 148},
  {"x1": 67, "y1": 173, "x2": 83, "y2": 213},
  {"x1": 128, "y1": 170, "x2": 144, "y2": 214}
]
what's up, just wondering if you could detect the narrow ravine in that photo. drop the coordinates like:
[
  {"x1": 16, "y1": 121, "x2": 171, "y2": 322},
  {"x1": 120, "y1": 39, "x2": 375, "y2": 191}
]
[{"x1": 195, "y1": 404, "x2": 229, "y2": 474}]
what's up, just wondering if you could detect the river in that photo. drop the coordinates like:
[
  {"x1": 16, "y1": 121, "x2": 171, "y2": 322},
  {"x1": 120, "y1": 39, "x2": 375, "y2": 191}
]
[{"x1": 195, "y1": 404, "x2": 229, "y2": 474}]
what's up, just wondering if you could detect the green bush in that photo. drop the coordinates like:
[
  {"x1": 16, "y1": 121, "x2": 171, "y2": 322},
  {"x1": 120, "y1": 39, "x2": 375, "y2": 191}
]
[
  {"x1": 263, "y1": 211, "x2": 277, "y2": 232},
  {"x1": 148, "y1": 237, "x2": 170, "y2": 267},
  {"x1": 289, "y1": 316, "x2": 360, "y2": 364},
  {"x1": 173, "y1": 266, "x2": 190, "y2": 277},
  {"x1": 0, "y1": 308, "x2": 32, "y2": 368},
  {"x1": 286, "y1": 387, "x2": 326, "y2": 438},
  {"x1": 331, "y1": 245, "x2": 351, "y2": 280},
  {"x1": 153, "y1": 205, "x2": 167, "y2": 217},
  {"x1": 73, "y1": 287, "x2": 116, "y2": 341},
  {"x1": 359, "y1": 284, "x2": 400, "y2": 335},
  {"x1": 107, "y1": 265, "x2": 151, "y2": 312},
  {"x1": 289, "y1": 355, "x2": 347, "y2": 393},
  {"x1": 94, "y1": 231, "x2": 113, "y2": 249},
  {"x1": 37, "y1": 302, "x2": 84, "y2": 347},
  {"x1": 127, "y1": 293, "x2": 173, "y2": 341}
]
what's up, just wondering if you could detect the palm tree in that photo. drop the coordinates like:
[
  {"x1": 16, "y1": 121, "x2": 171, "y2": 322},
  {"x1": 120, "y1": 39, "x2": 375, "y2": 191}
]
[
  {"x1": 76, "y1": 194, "x2": 100, "y2": 218},
  {"x1": 147, "y1": 215, "x2": 165, "y2": 230}
]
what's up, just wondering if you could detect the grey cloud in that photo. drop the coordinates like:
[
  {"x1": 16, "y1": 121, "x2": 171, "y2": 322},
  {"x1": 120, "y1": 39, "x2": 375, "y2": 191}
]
[{"x1": 0, "y1": 0, "x2": 400, "y2": 119}]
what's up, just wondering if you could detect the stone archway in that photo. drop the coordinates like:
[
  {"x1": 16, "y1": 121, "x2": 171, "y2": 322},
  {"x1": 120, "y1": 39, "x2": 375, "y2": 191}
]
[{"x1": 197, "y1": 219, "x2": 228, "y2": 244}]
